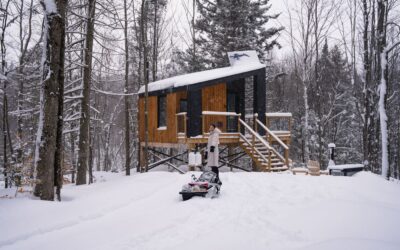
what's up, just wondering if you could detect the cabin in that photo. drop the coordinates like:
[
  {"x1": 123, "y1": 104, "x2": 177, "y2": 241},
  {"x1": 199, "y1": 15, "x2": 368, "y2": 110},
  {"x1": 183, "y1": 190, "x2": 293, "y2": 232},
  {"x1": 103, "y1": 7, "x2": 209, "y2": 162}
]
[{"x1": 138, "y1": 51, "x2": 292, "y2": 172}]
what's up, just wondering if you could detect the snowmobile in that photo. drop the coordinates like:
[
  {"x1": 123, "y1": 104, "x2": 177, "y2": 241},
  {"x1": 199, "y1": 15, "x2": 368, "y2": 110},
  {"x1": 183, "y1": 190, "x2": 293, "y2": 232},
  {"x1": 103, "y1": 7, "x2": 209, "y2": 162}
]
[{"x1": 179, "y1": 171, "x2": 221, "y2": 201}]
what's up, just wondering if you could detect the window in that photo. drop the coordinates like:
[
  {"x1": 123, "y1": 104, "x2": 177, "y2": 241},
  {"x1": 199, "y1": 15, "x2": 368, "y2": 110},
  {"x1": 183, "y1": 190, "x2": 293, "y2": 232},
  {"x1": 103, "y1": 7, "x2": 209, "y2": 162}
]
[
  {"x1": 179, "y1": 99, "x2": 187, "y2": 113},
  {"x1": 158, "y1": 95, "x2": 167, "y2": 128},
  {"x1": 227, "y1": 92, "x2": 238, "y2": 132}
]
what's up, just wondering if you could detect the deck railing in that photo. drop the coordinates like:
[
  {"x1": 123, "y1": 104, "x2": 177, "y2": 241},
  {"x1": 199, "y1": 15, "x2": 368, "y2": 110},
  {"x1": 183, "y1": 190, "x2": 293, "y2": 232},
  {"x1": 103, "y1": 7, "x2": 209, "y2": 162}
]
[
  {"x1": 265, "y1": 112, "x2": 292, "y2": 132},
  {"x1": 201, "y1": 111, "x2": 242, "y2": 135},
  {"x1": 256, "y1": 118, "x2": 289, "y2": 167},
  {"x1": 176, "y1": 112, "x2": 187, "y2": 138}
]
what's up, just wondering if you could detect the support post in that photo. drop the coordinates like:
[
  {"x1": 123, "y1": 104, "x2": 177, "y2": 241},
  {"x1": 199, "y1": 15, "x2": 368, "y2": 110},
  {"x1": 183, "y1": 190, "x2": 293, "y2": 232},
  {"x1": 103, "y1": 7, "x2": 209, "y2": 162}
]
[
  {"x1": 253, "y1": 68, "x2": 266, "y2": 135},
  {"x1": 268, "y1": 151, "x2": 272, "y2": 171},
  {"x1": 139, "y1": 145, "x2": 146, "y2": 172},
  {"x1": 228, "y1": 146, "x2": 233, "y2": 172},
  {"x1": 328, "y1": 143, "x2": 336, "y2": 167},
  {"x1": 284, "y1": 149, "x2": 289, "y2": 167}
]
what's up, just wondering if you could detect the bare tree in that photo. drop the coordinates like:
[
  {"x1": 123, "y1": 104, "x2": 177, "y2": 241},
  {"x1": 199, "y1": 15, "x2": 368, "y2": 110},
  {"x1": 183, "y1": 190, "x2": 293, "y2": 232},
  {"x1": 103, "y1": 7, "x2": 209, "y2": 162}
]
[
  {"x1": 76, "y1": 0, "x2": 96, "y2": 185},
  {"x1": 123, "y1": 0, "x2": 131, "y2": 176},
  {"x1": 34, "y1": 0, "x2": 67, "y2": 201},
  {"x1": 141, "y1": 0, "x2": 149, "y2": 172}
]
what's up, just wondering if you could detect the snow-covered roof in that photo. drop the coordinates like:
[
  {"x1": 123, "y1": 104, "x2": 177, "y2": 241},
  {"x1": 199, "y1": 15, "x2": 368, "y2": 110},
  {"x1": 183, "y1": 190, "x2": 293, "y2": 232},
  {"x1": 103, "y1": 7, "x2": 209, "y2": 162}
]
[{"x1": 138, "y1": 50, "x2": 265, "y2": 94}]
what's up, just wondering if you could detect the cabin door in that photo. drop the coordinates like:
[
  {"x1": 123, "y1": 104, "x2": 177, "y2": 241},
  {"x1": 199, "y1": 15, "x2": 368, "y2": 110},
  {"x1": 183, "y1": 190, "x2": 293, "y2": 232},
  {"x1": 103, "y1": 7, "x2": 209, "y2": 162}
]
[{"x1": 227, "y1": 92, "x2": 238, "y2": 132}]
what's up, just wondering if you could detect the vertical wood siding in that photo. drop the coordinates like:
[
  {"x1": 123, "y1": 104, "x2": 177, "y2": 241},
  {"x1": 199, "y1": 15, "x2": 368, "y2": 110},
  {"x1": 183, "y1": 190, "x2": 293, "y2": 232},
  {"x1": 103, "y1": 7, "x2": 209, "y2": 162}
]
[
  {"x1": 202, "y1": 83, "x2": 227, "y2": 132},
  {"x1": 139, "y1": 91, "x2": 187, "y2": 143}
]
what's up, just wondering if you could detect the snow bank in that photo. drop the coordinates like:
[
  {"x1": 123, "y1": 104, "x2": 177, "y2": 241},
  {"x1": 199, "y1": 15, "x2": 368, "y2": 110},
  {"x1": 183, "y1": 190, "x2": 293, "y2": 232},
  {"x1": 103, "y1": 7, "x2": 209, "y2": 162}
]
[{"x1": 1, "y1": 171, "x2": 399, "y2": 250}]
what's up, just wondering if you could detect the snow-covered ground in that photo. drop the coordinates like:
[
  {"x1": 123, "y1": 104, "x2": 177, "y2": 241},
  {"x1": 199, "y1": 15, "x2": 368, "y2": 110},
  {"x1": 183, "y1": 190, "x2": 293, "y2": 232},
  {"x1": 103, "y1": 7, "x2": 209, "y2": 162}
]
[{"x1": 1, "y1": 170, "x2": 400, "y2": 250}]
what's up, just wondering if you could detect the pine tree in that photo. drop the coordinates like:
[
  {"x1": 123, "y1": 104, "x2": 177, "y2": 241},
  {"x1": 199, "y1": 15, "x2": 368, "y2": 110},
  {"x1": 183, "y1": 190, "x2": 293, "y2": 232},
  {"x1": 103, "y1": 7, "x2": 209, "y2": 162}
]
[{"x1": 192, "y1": 0, "x2": 283, "y2": 68}]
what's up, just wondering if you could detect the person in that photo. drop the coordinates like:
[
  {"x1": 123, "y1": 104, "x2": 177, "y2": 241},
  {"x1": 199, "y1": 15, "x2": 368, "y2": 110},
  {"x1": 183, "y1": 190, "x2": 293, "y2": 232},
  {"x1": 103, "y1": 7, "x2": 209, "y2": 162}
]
[{"x1": 205, "y1": 123, "x2": 222, "y2": 184}]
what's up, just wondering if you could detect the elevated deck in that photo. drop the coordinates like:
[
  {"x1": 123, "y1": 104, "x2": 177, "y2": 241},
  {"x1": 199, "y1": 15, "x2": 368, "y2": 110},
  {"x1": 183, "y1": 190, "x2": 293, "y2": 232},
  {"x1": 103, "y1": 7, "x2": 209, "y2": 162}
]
[{"x1": 139, "y1": 111, "x2": 293, "y2": 172}]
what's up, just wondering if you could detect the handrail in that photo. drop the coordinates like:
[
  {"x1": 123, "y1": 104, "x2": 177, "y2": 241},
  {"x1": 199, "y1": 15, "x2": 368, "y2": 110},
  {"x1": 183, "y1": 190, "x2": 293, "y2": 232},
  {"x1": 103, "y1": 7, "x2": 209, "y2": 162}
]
[
  {"x1": 239, "y1": 134, "x2": 269, "y2": 163},
  {"x1": 202, "y1": 111, "x2": 241, "y2": 134},
  {"x1": 267, "y1": 144, "x2": 286, "y2": 163},
  {"x1": 239, "y1": 118, "x2": 271, "y2": 150},
  {"x1": 256, "y1": 119, "x2": 289, "y2": 150},
  {"x1": 265, "y1": 112, "x2": 292, "y2": 118},
  {"x1": 240, "y1": 118, "x2": 286, "y2": 164},
  {"x1": 202, "y1": 111, "x2": 241, "y2": 116},
  {"x1": 256, "y1": 118, "x2": 289, "y2": 166}
]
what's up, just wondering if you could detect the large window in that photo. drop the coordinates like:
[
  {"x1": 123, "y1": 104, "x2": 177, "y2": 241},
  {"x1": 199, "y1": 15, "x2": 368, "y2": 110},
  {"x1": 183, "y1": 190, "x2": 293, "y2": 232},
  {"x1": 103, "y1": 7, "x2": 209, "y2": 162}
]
[
  {"x1": 179, "y1": 99, "x2": 187, "y2": 113},
  {"x1": 158, "y1": 95, "x2": 167, "y2": 128}
]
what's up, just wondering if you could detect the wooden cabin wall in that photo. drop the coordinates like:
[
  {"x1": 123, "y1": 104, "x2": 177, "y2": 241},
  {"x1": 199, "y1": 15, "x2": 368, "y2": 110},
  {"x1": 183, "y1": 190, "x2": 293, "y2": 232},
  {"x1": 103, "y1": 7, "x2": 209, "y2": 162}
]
[
  {"x1": 139, "y1": 91, "x2": 187, "y2": 144},
  {"x1": 202, "y1": 83, "x2": 227, "y2": 132}
]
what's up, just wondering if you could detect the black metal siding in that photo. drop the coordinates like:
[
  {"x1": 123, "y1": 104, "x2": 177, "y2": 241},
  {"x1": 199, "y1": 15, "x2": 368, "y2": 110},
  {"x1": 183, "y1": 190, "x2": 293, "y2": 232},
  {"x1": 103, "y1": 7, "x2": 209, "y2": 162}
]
[{"x1": 187, "y1": 89, "x2": 202, "y2": 137}]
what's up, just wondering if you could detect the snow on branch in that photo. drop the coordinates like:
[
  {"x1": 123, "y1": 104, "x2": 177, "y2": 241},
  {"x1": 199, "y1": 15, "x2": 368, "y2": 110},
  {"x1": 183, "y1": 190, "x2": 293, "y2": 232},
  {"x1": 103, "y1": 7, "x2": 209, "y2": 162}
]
[
  {"x1": 43, "y1": 0, "x2": 58, "y2": 14},
  {"x1": 92, "y1": 86, "x2": 137, "y2": 96}
]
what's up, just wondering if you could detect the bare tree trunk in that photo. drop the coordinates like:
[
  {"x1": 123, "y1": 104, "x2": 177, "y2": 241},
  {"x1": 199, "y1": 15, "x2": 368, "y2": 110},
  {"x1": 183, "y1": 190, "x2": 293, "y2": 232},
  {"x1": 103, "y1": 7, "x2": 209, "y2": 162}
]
[
  {"x1": 192, "y1": 0, "x2": 196, "y2": 69},
  {"x1": 362, "y1": 0, "x2": 372, "y2": 168},
  {"x1": 141, "y1": 0, "x2": 149, "y2": 172},
  {"x1": 34, "y1": 0, "x2": 67, "y2": 201},
  {"x1": 2, "y1": 92, "x2": 9, "y2": 188},
  {"x1": 89, "y1": 136, "x2": 93, "y2": 183},
  {"x1": 124, "y1": 0, "x2": 131, "y2": 176},
  {"x1": 15, "y1": 0, "x2": 34, "y2": 167},
  {"x1": 314, "y1": 0, "x2": 323, "y2": 165},
  {"x1": 77, "y1": 0, "x2": 96, "y2": 185},
  {"x1": 376, "y1": 0, "x2": 389, "y2": 178},
  {"x1": 1, "y1": 0, "x2": 11, "y2": 188},
  {"x1": 152, "y1": 0, "x2": 158, "y2": 81},
  {"x1": 70, "y1": 130, "x2": 76, "y2": 183}
]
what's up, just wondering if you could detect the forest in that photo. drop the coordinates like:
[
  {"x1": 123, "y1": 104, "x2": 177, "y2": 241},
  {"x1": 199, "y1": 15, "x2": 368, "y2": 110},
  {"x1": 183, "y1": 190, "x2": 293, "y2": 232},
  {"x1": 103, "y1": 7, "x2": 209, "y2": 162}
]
[{"x1": 0, "y1": 0, "x2": 399, "y2": 201}]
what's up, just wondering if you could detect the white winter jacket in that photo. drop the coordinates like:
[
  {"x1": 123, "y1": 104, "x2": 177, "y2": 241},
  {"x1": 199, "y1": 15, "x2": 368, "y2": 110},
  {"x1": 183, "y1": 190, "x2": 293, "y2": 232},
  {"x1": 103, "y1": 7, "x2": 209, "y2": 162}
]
[{"x1": 206, "y1": 128, "x2": 221, "y2": 167}]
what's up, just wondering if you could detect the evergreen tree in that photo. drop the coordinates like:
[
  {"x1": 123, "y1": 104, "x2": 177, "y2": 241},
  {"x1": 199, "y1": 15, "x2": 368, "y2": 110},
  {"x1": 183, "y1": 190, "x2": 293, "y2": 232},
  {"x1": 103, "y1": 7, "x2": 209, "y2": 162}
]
[{"x1": 187, "y1": 0, "x2": 283, "y2": 69}]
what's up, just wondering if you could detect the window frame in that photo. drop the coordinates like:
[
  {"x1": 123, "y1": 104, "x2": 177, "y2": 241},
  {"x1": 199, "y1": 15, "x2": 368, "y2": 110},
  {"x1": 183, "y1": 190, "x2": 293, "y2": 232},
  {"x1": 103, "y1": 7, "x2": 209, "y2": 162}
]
[
  {"x1": 179, "y1": 98, "x2": 188, "y2": 113},
  {"x1": 157, "y1": 94, "x2": 167, "y2": 128}
]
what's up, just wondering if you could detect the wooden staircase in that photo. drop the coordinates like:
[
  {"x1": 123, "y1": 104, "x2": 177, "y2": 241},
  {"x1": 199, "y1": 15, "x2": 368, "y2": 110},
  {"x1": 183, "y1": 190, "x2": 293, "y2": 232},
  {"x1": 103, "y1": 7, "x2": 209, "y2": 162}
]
[
  {"x1": 176, "y1": 111, "x2": 291, "y2": 172},
  {"x1": 238, "y1": 118, "x2": 290, "y2": 172}
]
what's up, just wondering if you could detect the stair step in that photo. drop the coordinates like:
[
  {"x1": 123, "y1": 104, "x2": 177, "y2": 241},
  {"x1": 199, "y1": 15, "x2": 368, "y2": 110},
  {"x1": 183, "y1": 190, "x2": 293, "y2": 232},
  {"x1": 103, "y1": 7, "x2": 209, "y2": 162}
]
[
  {"x1": 270, "y1": 166, "x2": 289, "y2": 171},
  {"x1": 262, "y1": 162, "x2": 284, "y2": 166}
]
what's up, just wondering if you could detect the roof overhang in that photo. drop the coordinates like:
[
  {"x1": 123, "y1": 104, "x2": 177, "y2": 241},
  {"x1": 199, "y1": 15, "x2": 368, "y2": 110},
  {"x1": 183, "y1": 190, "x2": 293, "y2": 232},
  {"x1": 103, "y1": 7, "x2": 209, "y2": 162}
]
[{"x1": 138, "y1": 66, "x2": 266, "y2": 97}]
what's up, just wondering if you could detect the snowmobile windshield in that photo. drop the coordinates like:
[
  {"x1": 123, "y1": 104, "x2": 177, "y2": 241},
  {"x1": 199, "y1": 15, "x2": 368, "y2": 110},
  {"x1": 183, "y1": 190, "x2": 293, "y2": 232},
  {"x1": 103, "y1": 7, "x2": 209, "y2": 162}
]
[{"x1": 197, "y1": 171, "x2": 217, "y2": 182}]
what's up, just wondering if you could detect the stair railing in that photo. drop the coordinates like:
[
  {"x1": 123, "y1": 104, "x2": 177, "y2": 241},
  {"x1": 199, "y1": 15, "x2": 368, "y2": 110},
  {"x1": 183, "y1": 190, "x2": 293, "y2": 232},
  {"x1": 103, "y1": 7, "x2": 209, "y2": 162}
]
[
  {"x1": 256, "y1": 119, "x2": 289, "y2": 167},
  {"x1": 240, "y1": 118, "x2": 286, "y2": 167},
  {"x1": 239, "y1": 118, "x2": 273, "y2": 168},
  {"x1": 239, "y1": 133, "x2": 268, "y2": 164}
]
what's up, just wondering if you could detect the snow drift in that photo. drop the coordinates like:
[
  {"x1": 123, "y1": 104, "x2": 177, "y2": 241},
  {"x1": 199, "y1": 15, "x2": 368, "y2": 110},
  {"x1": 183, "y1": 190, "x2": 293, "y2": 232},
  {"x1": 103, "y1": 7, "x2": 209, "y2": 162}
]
[{"x1": 0, "y1": 171, "x2": 399, "y2": 250}]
